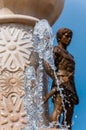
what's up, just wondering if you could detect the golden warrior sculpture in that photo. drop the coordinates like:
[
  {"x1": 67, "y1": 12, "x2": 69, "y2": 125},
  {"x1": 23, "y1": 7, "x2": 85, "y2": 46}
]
[{"x1": 44, "y1": 28, "x2": 79, "y2": 130}]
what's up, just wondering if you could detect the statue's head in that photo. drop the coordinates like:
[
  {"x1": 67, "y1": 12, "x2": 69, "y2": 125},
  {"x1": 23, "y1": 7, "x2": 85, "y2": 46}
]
[{"x1": 56, "y1": 28, "x2": 73, "y2": 46}]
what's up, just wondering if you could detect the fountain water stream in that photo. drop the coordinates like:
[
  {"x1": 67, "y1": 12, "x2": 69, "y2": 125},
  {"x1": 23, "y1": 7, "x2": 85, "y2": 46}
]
[{"x1": 23, "y1": 19, "x2": 69, "y2": 130}]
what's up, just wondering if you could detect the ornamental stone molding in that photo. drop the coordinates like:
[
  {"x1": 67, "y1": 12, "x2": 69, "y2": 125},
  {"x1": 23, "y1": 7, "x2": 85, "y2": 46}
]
[{"x1": 0, "y1": 0, "x2": 64, "y2": 25}]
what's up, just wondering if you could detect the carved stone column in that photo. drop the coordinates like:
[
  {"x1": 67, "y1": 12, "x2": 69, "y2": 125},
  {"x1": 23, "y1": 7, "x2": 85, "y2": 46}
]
[
  {"x1": 0, "y1": 23, "x2": 34, "y2": 130},
  {"x1": 0, "y1": 0, "x2": 64, "y2": 129}
]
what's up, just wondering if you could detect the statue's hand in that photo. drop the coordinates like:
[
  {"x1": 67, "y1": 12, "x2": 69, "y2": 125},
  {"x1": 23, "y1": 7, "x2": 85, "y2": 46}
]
[{"x1": 44, "y1": 88, "x2": 57, "y2": 103}]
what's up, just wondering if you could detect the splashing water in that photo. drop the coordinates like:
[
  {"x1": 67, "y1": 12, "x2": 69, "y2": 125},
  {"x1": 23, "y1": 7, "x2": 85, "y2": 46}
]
[
  {"x1": 22, "y1": 66, "x2": 38, "y2": 130},
  {"x1": 33, "y1": 19, "x2": 54, "y2": 69},
  {"x1": 33, "y1": 19, "x2": 56, "y2": 128},
  {"x1": 23, "y1": 19, "x2": 69, "y2": 130}
]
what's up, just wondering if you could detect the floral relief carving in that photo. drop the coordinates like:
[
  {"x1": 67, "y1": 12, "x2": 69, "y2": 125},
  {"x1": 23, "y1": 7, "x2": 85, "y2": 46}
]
[
  {"x1": 0, "y1": 23, "x2": 34, "y2": 129},
  {"x1": 0, "y1": 92, "x2": 27, "y2": 130},
  {"x1": 0, "y1": 70, "x2": 27, "y2": 129},
  {"x1": 0, "y1": 24, "x2": 33, "y2": 72},
  {"x1": 0, "y1": 70, "x2": 25, "y2": 97}
]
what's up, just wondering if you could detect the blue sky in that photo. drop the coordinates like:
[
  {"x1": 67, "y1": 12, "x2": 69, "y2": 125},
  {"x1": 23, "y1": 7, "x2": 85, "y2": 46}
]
[{"x1": 52, "y1": 0, "x2": 86, "y2": 130}]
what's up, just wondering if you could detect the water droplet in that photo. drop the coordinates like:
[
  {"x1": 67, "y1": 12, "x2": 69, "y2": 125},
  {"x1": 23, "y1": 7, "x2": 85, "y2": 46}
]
[{"x1": 75, "y1": 115, "x2": 78, "y2": 119}]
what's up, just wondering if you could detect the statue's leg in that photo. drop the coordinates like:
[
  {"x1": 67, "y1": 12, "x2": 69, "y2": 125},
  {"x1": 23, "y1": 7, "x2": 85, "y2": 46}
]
[
  {"x1": 62, "y1": 103, "x2": 74, "y2": 130},
  {"x1": 50, "y1": 93, "x2": 63, "y2": 123}
]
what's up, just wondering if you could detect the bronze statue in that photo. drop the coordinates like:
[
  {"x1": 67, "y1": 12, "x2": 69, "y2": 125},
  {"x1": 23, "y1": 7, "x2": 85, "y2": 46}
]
[{"x1": 44, "y1": 28, "x2": 79, "y2": 130}]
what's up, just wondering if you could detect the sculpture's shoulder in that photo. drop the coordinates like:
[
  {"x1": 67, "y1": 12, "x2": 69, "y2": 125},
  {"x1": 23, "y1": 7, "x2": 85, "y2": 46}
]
[
  {"x1": 53, "y1": 46, "x2": 61, "y2": 54},
  {"x1": 53, "y1": 46, "x2": 75, "y2": 63}
]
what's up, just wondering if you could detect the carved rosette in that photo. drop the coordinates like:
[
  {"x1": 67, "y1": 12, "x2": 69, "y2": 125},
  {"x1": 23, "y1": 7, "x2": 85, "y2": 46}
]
[
  {"x1": 0, "y1": 24, "x2": 33, "y2": 72},
  {"x1": 0, "y1": 23, "x2": 34, "y2": 130}
]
